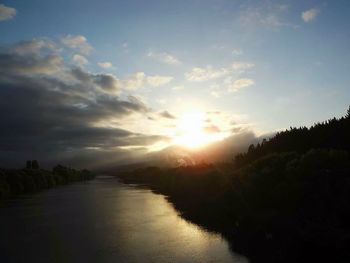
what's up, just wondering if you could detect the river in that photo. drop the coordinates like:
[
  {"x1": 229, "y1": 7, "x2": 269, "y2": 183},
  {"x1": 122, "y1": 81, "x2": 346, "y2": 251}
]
[{"x1": 0, "y1": 176, "x2": 248, "y2": 263}]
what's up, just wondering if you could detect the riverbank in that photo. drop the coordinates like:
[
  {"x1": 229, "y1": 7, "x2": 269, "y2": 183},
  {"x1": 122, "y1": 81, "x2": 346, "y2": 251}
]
[
  {"x1": 0, "y1": 164, "x2": 95, "y2": 199},
  {"x1": 117, "y1": 149, "x2": 350, "y2": 263}
]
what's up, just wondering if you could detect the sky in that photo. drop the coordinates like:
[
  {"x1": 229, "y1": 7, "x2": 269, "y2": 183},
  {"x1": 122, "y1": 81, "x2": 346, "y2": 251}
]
[{"x1": 0, "y1": 0, "x2": 350, "y2": 168}]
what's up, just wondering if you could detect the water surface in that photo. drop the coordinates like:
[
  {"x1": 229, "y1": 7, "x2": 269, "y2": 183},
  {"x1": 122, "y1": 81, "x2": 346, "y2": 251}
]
[{"x1": 0, "y1": 176, "x2": 248, "y2": 263}]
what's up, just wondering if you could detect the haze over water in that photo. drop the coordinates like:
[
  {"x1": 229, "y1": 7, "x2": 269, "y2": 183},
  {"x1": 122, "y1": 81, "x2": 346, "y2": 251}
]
[{"x1": 0, "y1": 177, "x2": 248, "y2": 263}]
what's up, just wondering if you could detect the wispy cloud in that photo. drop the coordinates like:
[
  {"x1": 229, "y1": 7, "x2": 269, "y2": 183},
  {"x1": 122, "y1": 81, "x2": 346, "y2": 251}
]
[
  {"x1": 239, "y1": 4, "x2": 297, "y2": 30},
  {"x1": 122, "y1": 72, "x2": 146, "y2": 90},
  {"x1": 120, "y1": 42, "x2": 129, "y2": 53},
  {"x1": 172, "y1": 85, "x2": 184, "y2": 91},
  {"x1": 203, "y1": 124, "x2": 221, "y2": 133},
  {"x1": 0, "y1": 4, "x2": 16, "y2": 21},
  {"x1": 210, "y1": 91, "x2": 220, "y2": 98},
  {"x1": 302, "y1": 8, "x2": 319, "y2": 23},
  {"x1": 147, "y1": 51, "x2": 181, "y2": 65},
  {"x1": 228, "y1": 78, "x2": 255, "y2": 92},
  {"x1": 185, "y1": 66, "x2": 230, "y2": 82},
  {"x1": 232, "y1": 62, "x2": 255, "y2": 71},
  {"x1": 156, "y1": 98, "x2": 167, "y2": 105},
  {"x1": 232, "y1": 49, "x2": 243, "y2": 56},
  {"x1": 147, "y1": 75, "x2": 174, "y2": 87},
  {"x1": 186, "y1": 62, "x2": 255, "y2": 82},
  {"x1": 61, "y1": 35, "x2": 93, "y2": 55},
  {"x1": 122, "y1": 72, "x2": 173, "y2": 89},
  {"x1": 98, "y1": 61, "x2": 113, "y2": 69}
]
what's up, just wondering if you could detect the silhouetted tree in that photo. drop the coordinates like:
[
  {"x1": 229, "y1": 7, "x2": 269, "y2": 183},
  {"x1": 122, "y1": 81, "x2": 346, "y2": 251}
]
[
  {"x1": 248, "y1": 144, "x2": 255, "y2": 153},
  {"x1": 26, "y1": 160, "x2": 31, "y2": 169},
  {"x1": 31, "y1": 160, "x2": 39, "y2": 169}
]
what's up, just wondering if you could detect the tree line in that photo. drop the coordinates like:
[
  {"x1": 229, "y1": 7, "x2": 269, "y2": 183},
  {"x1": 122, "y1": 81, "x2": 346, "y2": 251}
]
[
  {"x1": 0, "y1": 161, "x2": 95, "y2": 199},
  {"x1": 234, "y1": 106, "x2": 350, "y2": 168}
]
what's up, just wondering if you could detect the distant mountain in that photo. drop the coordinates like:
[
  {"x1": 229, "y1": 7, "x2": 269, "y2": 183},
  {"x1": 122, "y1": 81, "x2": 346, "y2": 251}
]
[
  {"x1": 101, "y1": 130, "x2": 262, "y2": 173},
  {"x1": 145, "y1": 130, "x2": 264, "y2": 167}
]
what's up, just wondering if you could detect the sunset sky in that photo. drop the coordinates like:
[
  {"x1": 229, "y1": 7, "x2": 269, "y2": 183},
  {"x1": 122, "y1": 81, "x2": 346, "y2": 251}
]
[{"x1": 1, "y1": 0, "x2": 349, "y2": 168}]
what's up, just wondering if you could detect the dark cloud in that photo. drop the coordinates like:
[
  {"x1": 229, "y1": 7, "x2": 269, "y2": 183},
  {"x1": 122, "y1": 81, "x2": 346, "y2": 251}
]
[
  {"x1": 11, "y1": 38, "x2": 57, "y2": 55},
  {"x1": 0, "y1": 51, "x2": 63, "y2": 75},
  {"x1": 232, "y1": 126, "x2": 243, "y2": 133},
  {"x1": 0, "y1": 39, "x2": 165, "y2": 169},
  {"x1": 71, "y1": 68, "x2": 121, "y2": 95},
  {"x1": 159, "y1": 110, "x2": 176, "y2": 119}
]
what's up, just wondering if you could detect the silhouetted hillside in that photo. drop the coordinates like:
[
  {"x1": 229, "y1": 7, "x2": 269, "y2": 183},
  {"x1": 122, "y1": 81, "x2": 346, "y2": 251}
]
[{"x1": 234, "y1": 106, "x2": 350, "y2": 168}]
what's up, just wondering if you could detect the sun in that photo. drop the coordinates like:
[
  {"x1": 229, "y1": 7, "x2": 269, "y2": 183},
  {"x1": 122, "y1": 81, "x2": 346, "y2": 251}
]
[{"x1": 173, "y1": 111, "x2": 223, "y2": 148}]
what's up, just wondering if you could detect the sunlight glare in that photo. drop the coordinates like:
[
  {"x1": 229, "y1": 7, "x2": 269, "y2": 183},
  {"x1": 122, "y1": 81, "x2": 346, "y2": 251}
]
[{"x1": 173, "y1": 111, "x2": 224, "y2": 148}]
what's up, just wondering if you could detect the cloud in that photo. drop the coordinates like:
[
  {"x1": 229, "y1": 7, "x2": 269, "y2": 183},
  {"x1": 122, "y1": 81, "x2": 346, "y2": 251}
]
[
  {"x1": 0, "y1": 38, "x2": 174, "y2": 168},
  {"x1": 127, "y1": 95, "x2": 149, "y2": 111},
  {"x1": 260, "y1": 14, "x2": 290, "y2": 28},
  {"x1": 147, "y1": 51, "x2": 181, "y2": 65},
  {"x1": 147, "y1": 75, "x2": 173, "y2": 87},
  {"x1": 0, "y1": 4, "x2": 16, "y2": 21},
  {"x1": 302, "y1": 8, "x2": 319, "y2": 22},
  {"x1": 203, "y1": 125, "x2": 221, "y2": 133},
  {"x1": 122, "y1": 72, "x2": 146, "y2": 90},
  {"x1": 232, "y1": 62, "x2": 255, "y2": 71},
  {"x1": 172, "y1": 85, "x2": 184, "y2": 91},
  {"x1": 228, "y1": 78, "x2": 255, "y2": 92},
  {"x1": 70, "y1": 67, "x2": 121, "y2": 95},
  {"x1": 120, "y1": 42, "x2": 129, "y2": 54},
  {"x1": 232, "y1": 49, "x2": 243, "y2": 56},
  {"x1": 98, "y1": 61, "x2": 113, "y2": 69},
  {"x1": 210, "y1": 91, "x2": 220, "y2": 98},
  {"x1": 0, "y1": 45, "x2": 64, "y2": 76},
  {"x1": 185, "y1": 62, "x2": 255, "y2": 82},
  {"x1": 11, "y1": 39, "x2": 57, "y2": 55},
  {"x1": 185, "y1": 66, "x2": 229, "y2": 82},
  {"x1": 149, "y1": 129, "x2": 260, "y2": 165},
  {"x1": 61, "y1": 35, "x2": 92, "y2": 55},
  {"x1": 100, "y1": 71, "x2": 173, "y2": 91},
  {"x1": 159, "y1": 111, "x2": 176, "y2": 119},
  {"x1": 93, "y1": 74, "x2": 121, "y2": 94},
  {"x1": 156, "y1": 98, "x2": 167, "y2": 105},
  {"x1": 239, "y1": 4, "x2": 297, "y2": 30},
  {"x1": 72, "y1": 54, "x2": 88, "y2": 67}
]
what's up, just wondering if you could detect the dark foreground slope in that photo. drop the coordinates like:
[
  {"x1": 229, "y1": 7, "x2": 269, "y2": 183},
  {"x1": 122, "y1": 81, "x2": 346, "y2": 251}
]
[
  {"x1": 117, "y1": 110, "x2": 350, "y2": 263},
  {"x1": 0, "y1": 164, "x2": 95, "y2": 199}
]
